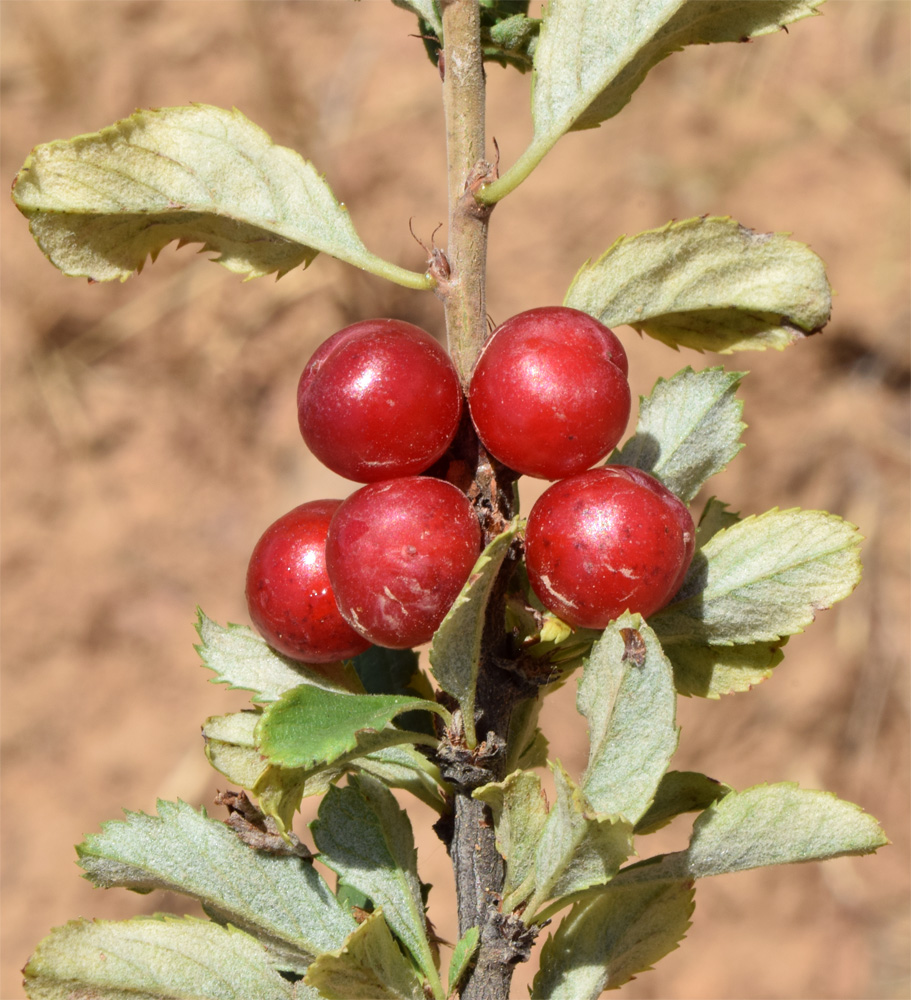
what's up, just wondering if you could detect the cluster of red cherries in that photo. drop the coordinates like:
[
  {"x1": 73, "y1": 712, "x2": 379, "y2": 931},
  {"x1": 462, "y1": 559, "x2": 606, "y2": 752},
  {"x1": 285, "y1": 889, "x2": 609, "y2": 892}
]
[{"x1": 245, "y1": 307, "x2": 695, "y2": 663}]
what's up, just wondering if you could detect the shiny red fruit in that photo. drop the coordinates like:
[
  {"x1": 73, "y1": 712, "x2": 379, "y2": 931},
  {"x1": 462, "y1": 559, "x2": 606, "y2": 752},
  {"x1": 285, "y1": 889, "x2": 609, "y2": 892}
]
[
  {"x1": 326, "y1": 477, "x2": 482, "y2": 649},
  {"x1": 246, "y1": 500, "x2": 371, "y2": 663},
  {"x1": 468, "y1": 306, "x2": 630, "y2": 480},
  {"x1": 524, "y1": 466, "x2": 695, "y2": 629},
  {"x1": 298, "y1": 319, "x2": 463, "y2": 483}
]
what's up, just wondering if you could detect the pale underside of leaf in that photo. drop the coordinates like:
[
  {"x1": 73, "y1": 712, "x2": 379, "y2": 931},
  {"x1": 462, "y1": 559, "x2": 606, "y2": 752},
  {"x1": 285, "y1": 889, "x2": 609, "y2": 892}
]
[
  {"x1": 311, "y1": 775, "x2": 441, "y2": 995},
  {"x1": 610, "y1": 367, "x2": 744, "y2": 502},
  {"x1": 614, "y1": 783, "x2": 889, "y2": 885},
  {"x1": 530, "y1": 880, "x2": 695, "y2": 1000},
  {"x1": 651, "y1": 508, "x2": 863, "y2": 646},
  {"x1": 494, "y1": 0, "x2": 824, "y2": 204},
  {"x1": 634, "y1": 770, "x2": 733, "y2": 836},
  {"x1": 195, "y1": 611, "x2": 359, "y2": 702},
  {"x1": 565, "y1": 216, "x2": 832, "y2": 353},
  {"x1": 13, "y1": 104, "x2": 428, "y2": 288},
  {"x1": 76, "y1": 799, "x2": 354, "y2": 974},
  {"x1": 665, "y1": 639, "x2": 785, "y2": 698},
  {"x1": 23, "y1": 915, "x2": 295, "y2": 1000},
  {"x1": 304, "y1": 910, "x2": 426, "y2": 1000},
  {"x1": 578, "y1": 615, "x2": 678, "y2": 824},
  {"x1": 429, "y1": 520, "x2": 519, "y2": 747}
]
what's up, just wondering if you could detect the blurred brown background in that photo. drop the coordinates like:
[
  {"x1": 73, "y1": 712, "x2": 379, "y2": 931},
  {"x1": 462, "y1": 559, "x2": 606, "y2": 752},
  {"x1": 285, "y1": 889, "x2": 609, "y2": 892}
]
[{"x1": 1, "y1": 2, "x2": 908, "y2": 998}]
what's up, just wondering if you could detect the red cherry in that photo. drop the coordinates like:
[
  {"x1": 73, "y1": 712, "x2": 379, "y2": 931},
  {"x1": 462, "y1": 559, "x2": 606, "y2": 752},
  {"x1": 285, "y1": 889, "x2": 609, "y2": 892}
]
[
  {"x1": 326, "y1": 477, "x2": 482, "y2": 649},
  {"x1": 246, "y1": 500, "x2": 371, "y2": 663},
  {"x1": 468, "y1": 306, "x2": 630, "y2": 480},
  {"x1": 524, "y1": 466, "x2": 695, "y2": 629},
  {"x1": 298, "y1": 319, "x2": 463, "y2": 483}
]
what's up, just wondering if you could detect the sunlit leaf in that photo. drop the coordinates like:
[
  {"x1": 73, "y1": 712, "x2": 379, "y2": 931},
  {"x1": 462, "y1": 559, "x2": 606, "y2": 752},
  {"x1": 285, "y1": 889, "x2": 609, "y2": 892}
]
[
  {"x1": 566, "y1": 217, "x2": 831, "y2": 353},
  {"x1": 77, "y1": 799, "x2": 354, "y2": 973},
  {"x1": 610, "y1": 368, "x2": 744, "y2": 502},
  {"x1": 311, "y1": 775, "x2": 442, "y2": 995},
  {"x1": 23, "y1": 916, "x2": 295, "y2": 1000},
  {"x1": 651, "y1": 508, "x2": 863, "y2": 646},
  {"x1": 12, "y1": 105, "x2": 429, "y2": 289},
  {"x1": 578, "y1": 615, "x2": 678, "y2": 824},
  {"x1": 531, "y1": 880, "x2": 694, "y2": 999},
  {"x1": 615, "y1": 783, "x2": 889, "y2": 884},
  {"x1": 195, "y1": 611, "x2": 359, "y2": 702},
  {"x1": 305, "y1": 910, "x2": 425, "y2": 1000}
]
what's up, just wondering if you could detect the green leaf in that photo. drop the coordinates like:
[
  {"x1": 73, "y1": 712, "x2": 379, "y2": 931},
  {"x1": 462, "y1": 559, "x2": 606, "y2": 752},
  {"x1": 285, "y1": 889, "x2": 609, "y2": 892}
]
[
  {"x1": 312, "y1": 775, "x2": 443, "y2": 998},
  {"x1": 610, "y1": 368, "x2": 745, "y2": 502},
  {"x1": 202, "y1": 711, "x2": 339, "y2": 835},
  {"x1": 353, "y1": 745, "x2": 448, "y2": 814},
  {"x1": 615, "y1": 783, "x2": 889, "y2": 885},
  {"x1": 12, "y1": 104, "x2": 431, "y2": 289},
  {"x1": 352, "y1": 646, "x2": 436, "y2": 737},
  {"x1": 196, "y1": 611, "x2": 360, "y2": 702},
  {"x1": 485, "y1": 1, "x2": 823, "y2": 201},
  {"x1": 475, "y1": 764, "x2": 633, "y2": 919},
  {"x1": 651, "y1": 508, "x2": 863, "y2": 646},
  {"x1": 76, "y1": 799, "x2": 355, "y2": 973},
  {"x1": 304, "y1": 910, "x2": 426, "y2": 1000},
  {"x1": 666, "y1": 639, "x2": 786, "y2": 698},
  {"x1": 564, "y1": 217, "x2": 831, "y2": 353},
  {"x1": 391, "y1": 0, "x2": 443, "y2": 37},
  {"x1": 578, "y1": 615, "x2": 678, "y2": 824},
  {"x1": 530, "y1": 763, "x2": 634, "y2": 917},
  {"x1": 256, "y1": 686, "x2": 446, "y2": 770},
  {"x1": 634, "y1": 771, "x2": 732, "y2": 836},
  {"x1": 23, "y1": 915, "x2": 295, "y2": 1000},
  {"x1": 448, "y1": 926, "x2": 480, "y2": 994},
  {"x1": 484, "y1": 9, "x2": 540, "y2": 72},
  {"x1": 531, "y1": 880, "x2": 695, "y2": 999},
  {"x1": 696, "y1": 497, "x2": 742, "y2": 549},
  {"x1": 429, "y1": 520, "x2": 519, "y2": 747},
  {"x1": 474, "y1": 770, "x2": 546, "y2": 907}
]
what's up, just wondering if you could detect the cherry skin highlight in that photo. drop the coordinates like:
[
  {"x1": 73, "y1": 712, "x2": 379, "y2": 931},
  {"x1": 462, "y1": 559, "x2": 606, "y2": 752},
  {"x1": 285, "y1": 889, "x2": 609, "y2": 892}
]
[
  {"x1": 246, "y1": 500, "x2": 371, "y2": 663},
  {"x1": 468, "y1": 306, "x2": 630, "y2": 480},
  {"x1": 524, "y1": 466, "x2": 695, "y2": 629},
  {"x1": 298, "y1": 318, "x2": 463, "y2": 483},
  {"x1": 326, "y1": 477, "x2": 482, "y2": 649}
]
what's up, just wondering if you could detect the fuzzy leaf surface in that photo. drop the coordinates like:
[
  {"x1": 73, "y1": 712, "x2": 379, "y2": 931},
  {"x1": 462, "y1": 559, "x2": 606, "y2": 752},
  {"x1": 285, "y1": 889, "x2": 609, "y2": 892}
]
[
  {"x1": 666, "y1": 639, "x2": 786, "y2": 698},
  {"x1": 634, "y1": 771, "x2": 733, "y2": 835},
  {"x1": 473, "y1": 770, "x2": 546, "y2": 906},
  {"x1": 256, "y1": 686, "x2": 445, "y2": 770},
  {"x1": 695, "y1": 497, "x2": 742, "y2": 548},
  {"x1": 565, "y1": 217, "x2": 831, "y2": 352},
  {"x1": 651, "y1": 508, "x2": 863, "y2": 646},
  {"x1": 448, "y1": 926, "x2": 480, "y2": 994},
  {"x1": 196, "y1": 611, "x2": 359, "y2": 702},
  {"x1": 475, "y1": 764, "x2": 633, "y2": 917},
  {"x1": 23, "y1": 915, "x2": 295, "y2": 1000},
  {"x1": 311, "y1": 775, "x2": 440, "y2": 992},
  {"x1": 610, "y1": 368, "x2": 744, "y2": 501},
  {"x1": 12, "y1": 104, "x2": 428, "y2": 287},
  {"x1": 578, "y1": 615, "x2": 678, "y2": 824},
  {"x1": 530, "y1": 880, "x2": 695, "y2": 999},
  {"x1": 615, "y1": 783, "x2": 889, "y2": 885},
  {"x1": 429, "y1": 520, "x2": 519, "y2": 746},
  {"x1": 304, "y1": 910, "x2": 425, "y2": 1000},
  {"x1": 529, "y1": 1, "x2": 821, "y2": 164},
  {"x1": 76, "y1": 799, "x2": 354, "y2": 973},
  {"x1": 202, "y1": 712, "x2": 330, "y2": 835}
]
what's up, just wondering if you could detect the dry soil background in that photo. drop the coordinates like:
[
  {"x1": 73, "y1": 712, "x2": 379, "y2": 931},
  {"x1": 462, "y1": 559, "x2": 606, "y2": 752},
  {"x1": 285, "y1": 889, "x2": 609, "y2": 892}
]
[{"x1": 1, "y1": 2, "x2": 909, "y2": 998}]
